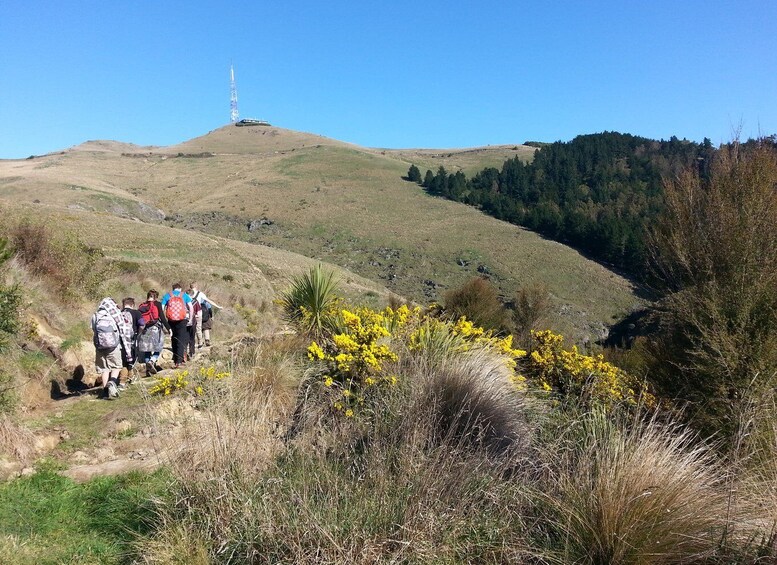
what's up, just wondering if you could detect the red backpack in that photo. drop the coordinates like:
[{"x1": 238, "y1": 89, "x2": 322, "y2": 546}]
[
  {"x1": 165, "y1": 295, "x2": 187, "y2": 322},
  {"x1": 138, "y1": 301, "x2": 160, "y2": 325}
]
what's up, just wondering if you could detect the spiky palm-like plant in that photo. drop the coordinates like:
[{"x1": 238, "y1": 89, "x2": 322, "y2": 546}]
[{"x1": 279, "y1": 264, "x2": 340, "y2": 335}]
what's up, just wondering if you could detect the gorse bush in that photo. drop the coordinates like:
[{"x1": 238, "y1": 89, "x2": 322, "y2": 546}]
[
  {"x1": 0, "y1": 237, "x2": 12, "y2": 267},
  {"x1": 148, "y1": 366, "x2": 230, "y2": 397},
  {"x1": 526, "y1": 330, "x2": 655, "y2": 410},
  {"x1": 303, "y1": 296, "x2": 653, "y2": 422},
  {"x1": 7, "y1": 219, "x2": 105, "y2": 302},
  {"x1": 306, "y1": 304, "x2": 527, "y2": 421},
  {"x1": 0, "y1": 285, "x2": 20, "y2": 354},
  {"x1": 0, "y1": 286, "x2": 21, "y2": 414},
  {"x1": 307, "y1": 305, "x2": 403, "y2": 418}
]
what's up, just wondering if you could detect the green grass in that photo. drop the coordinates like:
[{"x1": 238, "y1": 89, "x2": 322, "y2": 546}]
[
  {"x1": 41, "y1": 386, "x2": 151, "y2": 455},
  {"x1": 60, "y1": 321, "x2": 91, "y2": 352},
  {"x1": 19, "y1": 351, "x2": 50, "y2": 373},
  {"x1": 0, "y1": 463, "x2": 169, "y2": 565}
]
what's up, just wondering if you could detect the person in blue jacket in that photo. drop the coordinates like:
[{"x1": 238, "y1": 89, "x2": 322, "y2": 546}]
[{"x1": 160, "y1": 282, "x2": 194, "y2": 367}]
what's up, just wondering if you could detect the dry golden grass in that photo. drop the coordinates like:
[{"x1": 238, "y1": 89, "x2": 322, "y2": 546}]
[
  {"x1": 146, "y1": 337, "x2": 534, "y2": 564},
  {"x1": 534, "y1": 411, "x2": 735, "y2": 564},
  {"x1": 0, "y1": 125, "x2": 643, "y2": 342},
  {"x1": 0, "y1": 415, "x2": 36, "y2": 461},
  {"x1": 381, "y1": 143, "x2": 537, "y2": 176},
  {"x1": 1, "y1": 202, "x2": 390, "y2": 310}
]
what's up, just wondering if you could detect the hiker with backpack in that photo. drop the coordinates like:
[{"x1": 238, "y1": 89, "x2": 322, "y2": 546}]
[
  {"x1": 91, "y1": 297, "x2": 134, "y2": 400},
  {"x1": 119, "y1": 297, "x2": 144, "y2": 388},
  {"x1": 161, "y1": 283, "x2": 194, "y2": 368},
  {"x1": 189, "y1": 282, "x2": 221, "y2": 347},
  {"x1": 186, "y1": 289, "x2": 201, "y2": 360},
  {"x1": 137, "y1": 289, "x2": 170, "y2": 376}
]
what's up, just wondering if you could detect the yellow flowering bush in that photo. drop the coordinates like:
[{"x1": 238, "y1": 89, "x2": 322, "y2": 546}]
[
  {"x1": 407, "y1": 315, "x2": 527, "y2": 377},
  {"x1": 148, "y1": 366, "x2": 231, "y2": 397},
  {"x1": 303, "y1": 300, "x2": 650, "y2": 416},
  {"x1": 307, "y1": 305, "x2": 412, "y2": 415},
  {"x1": 307, "y1": 305, "x2": 530, "y2": 416},
  {"x1": 525, "y1": 330, "x2": 655, "y2": 409},
  {"x1": 149, "y1": 370, "x2": 190, "y2": 396}
]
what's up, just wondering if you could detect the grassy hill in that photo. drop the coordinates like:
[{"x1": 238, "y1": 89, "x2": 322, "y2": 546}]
[{"x1": 0, "y1": 124, "x2": 644, "y2": 341}]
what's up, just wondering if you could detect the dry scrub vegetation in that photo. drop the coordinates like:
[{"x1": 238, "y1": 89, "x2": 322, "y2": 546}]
[
  {"x1": 1, "y1": 138, "x2": 776, "y2": 564},
  {"x1": 136, "y1": 266, "x2": 776, "y2": 564}
]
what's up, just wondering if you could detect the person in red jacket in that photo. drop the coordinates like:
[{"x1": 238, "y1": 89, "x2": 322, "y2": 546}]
[{"x1": 137, "y1": 289, "x2": 170, "y2": 375}]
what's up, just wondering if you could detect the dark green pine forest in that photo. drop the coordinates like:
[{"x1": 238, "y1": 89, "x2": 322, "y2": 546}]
[{"x1": 414, "y1": 132, "x2": 719, "y2": 279}]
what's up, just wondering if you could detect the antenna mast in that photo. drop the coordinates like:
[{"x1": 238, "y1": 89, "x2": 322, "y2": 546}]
[{"x1": 230, "y1": 64, "x2": 239, "y2": 123}]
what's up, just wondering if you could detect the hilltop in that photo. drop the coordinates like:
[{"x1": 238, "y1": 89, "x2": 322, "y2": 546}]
[{"x1": 0, "y1": 124, "x2": 644, "y2": 341}]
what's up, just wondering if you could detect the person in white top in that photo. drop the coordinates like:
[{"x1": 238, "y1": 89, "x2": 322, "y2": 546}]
[{"x1": 189, "y1": 282, "x2": 222, "y2": 347}]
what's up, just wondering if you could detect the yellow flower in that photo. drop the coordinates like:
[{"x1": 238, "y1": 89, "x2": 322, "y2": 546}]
[
  {"x1": 324, "y1": 376, "x2": 334, "y2": 387},
  {"x1": 341, "y1": 309, "x2": 361, "y2": 327},
  {"x1": 333, "y1": 333, "x2": 360, "y2": 352},
  {"x1": 344, "y1": 409, "x2": 354, "y2": 418},
  {"x1": 307, "y1": 341, "x2": 326, "y2": 360}
]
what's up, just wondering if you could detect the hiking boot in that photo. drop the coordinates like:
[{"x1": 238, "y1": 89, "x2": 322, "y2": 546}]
[
  {"x1": 146, "y1": 362, "x2": 157, "y2": 376},
  {"x1": 107, "y1": 382, "x2": 119, "y2": 400},
  {"x1": 205, "y1": 340, "x2": 211, "y2": 347},
  {"x1": 154, "y1": 363, "x2": 164, "y2": 373},
  {"x1": 117, "y1": 382, "x2": 127, "y2": 391}
]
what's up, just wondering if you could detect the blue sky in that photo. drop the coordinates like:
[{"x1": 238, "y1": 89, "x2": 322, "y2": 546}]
[{"x1": 1, "y1": 1, "x2": 775, "y2": 158}]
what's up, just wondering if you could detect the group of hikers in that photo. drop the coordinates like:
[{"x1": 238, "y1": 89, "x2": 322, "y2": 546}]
[{"x1": 91, "y1": 282, "x2": 221, "y2": 399}]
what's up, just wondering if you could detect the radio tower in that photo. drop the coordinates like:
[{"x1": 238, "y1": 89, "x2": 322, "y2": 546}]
[{"x1": 230, "y1": 64, "x2": 239, "y2": 123}]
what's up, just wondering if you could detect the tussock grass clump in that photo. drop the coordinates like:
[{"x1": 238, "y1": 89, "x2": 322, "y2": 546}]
[
  {"x1": 147, "y1": 328, "x2": 535, "y2": 563},
  {"x1": 147, "y1": 336, "x2": 305, "y2": 556},
  {"x1": 731, "y1": 394, "x2": 777, "y2": 559},
  {"x1": 402, "y1": 347, "x2": 531, "y2": 456},
  {"x1": 0, "y1": 416, "x2": 35, "y2": 461},
  {"x1": 153, "y1": 397, "x2": 532, "y2": 563},
  {"x1": 532, "y1": 410, "x2": 731, "y2": 564}
]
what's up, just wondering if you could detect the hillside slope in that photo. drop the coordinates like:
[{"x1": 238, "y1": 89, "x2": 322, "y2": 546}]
[{"x1": 0, "y1": 125, "x2": 643, "y2": 341}]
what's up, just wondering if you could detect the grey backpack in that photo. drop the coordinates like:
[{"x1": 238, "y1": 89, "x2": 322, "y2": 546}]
[{"x1": 93, "y1": 310, "x2": 119, "y2": 351}]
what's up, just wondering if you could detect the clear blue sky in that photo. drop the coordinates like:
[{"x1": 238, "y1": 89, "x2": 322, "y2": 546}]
[{"x1": 1, "y1": 0, "x2": 775, "y2": 158}]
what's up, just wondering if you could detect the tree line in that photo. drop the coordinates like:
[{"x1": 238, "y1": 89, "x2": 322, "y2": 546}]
[
  {"x1": 408, "y1": 132, "x2": 717, "y2": 278},
  {"x1": 412, "y1": 133, "x2": 777, "y2": 437}
]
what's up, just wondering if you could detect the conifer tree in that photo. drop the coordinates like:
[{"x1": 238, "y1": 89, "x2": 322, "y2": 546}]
[{"x1": 407, "y1": 164, "x2": 422, "y2": 183}]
